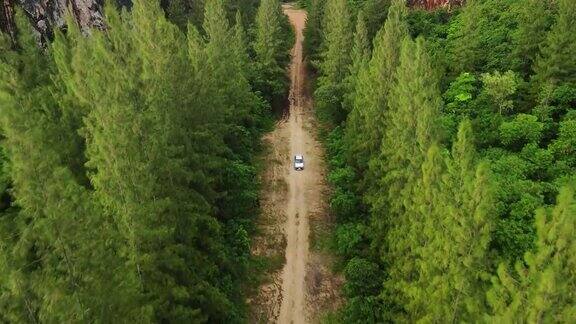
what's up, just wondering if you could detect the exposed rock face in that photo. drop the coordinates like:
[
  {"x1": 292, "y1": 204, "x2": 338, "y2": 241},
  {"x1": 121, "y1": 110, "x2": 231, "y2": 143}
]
[
  {"x1": 21, "y1": 0, "x2": 105, "y2": 37},
  {"x1": 0, "y1": 0, "x2": 105, "y2": 43},
  {"x1": 408, "y1": 0, "x2": 465, "y2": 10}
]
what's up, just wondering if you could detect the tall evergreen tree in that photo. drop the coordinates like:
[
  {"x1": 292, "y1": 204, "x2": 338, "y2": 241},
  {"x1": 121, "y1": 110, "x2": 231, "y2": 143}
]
[
  {"x1": 532, "y1": 0, "x2": 576, "y2": 96},
  {"x1": 343, "y1": 10, "x2": 370, "y2": 113},
  {"x1": 446, "y1": 0, "x2": 518, "y2": 74},
  {"x1": 511, "y1": 0, "x2": 555, "y2": 78},
  {"x1": 253, "y1": 0, "x2": 291, "y2": 106},
  {"x1": 0, "y1": 0, "x2": 281, "y2": 322},
  {"x1": 319, "y1": 0, "x2": 352, "y2": 86},
  {"x1": 200, "y1": 0, "x2": 265, "y2": 224},
  {"x1": 415, "y1": 120, "x2": 494, "y2": 322},
  {"x1": 348, "y1": 10, "x2": 370, "y2": 81},
  {"x1": 361, "y1": 0, "x2": 391, "y2": 43},
  {"x1": 0, "y1": 13, "x2": 142, "y2": 323},
  {"x1": 370, "y1": 36, "x2": 442, "y2": 319},
  {"x1": 203, "y1": 0, "x2": 255, "y2": 130},
  {"x1": 408, "y1": 143, "x2": 446, "y2": 321},
  {"x1": 343, "y1": 0, "x2": 408, "y2": 188},
  {"x1": 302, "y1": 0, "x2": 325, "y2": 62},
  {"x1": 487, "y1": 185, "x2": 576, "y2": 322},
  {"x1": 233, "y1": 11, "x2": 252, "y2": 81},
  {"x1": 57, "y1": 2, "x2": 239, "y2": 321},
  {"x1": 314, "y1": 0, "x2": 353, "y2": 124}
]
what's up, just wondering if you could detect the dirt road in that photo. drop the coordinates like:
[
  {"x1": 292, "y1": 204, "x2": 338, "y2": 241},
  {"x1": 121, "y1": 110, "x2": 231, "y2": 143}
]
[
  {"x1": 249, "y1": 5, "x2": 342, "y2": 323},
  {"x1": 278, "y1": 5, "x2": 311, "y2": 324}
]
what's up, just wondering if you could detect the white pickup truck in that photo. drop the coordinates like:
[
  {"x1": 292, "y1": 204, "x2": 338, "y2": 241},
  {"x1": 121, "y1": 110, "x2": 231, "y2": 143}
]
[{"x1": 294, "y1": 155, "x2": 304, "y2": 171}]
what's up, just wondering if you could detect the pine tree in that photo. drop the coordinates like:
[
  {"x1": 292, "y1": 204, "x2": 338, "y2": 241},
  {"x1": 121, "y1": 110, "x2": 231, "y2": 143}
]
[
  {"x1": 447, "y1": 0, "x2": 517, "y2": 74},
  {"x1": 201, "y1": 0, "x2": 264, "y2": 221},
  {"x1": 361, "y1": 0, "x2": 391, "y2": 42},
  {"x1": 1, "y1": 1, "x2": 268, "y2": 322},
  {"x1": 349, "y1": 10, "x2": 370, "y2": 82},
  {"x1": 85, "y1": 3, "x2": 205, "y2": 321},
  {"x1": 417, "y1": 120, "x2": 494, "y2": 322},
  {"x1": 302, "y1": 0, "x2": 325, "y2": 62},
  {"x1": 57, "y1": 2, "x2": 239, "y2": 321},
  {"x1": 446, "y1": 0, "x2": 484, "y2": 74},
  {"x1": 408, "y1": 143, "x2": 446, "y2": 321},
  {"x1": 314, "y1": 0, "x2": 353, "y2": 124},
  {"x1": 532, "y1": 0, "x2": 576, "y2": 95},
  {"x1": 370, "y1": 36, "x2": 442, "y2": 319},
  {"x1": 487, "y1": 185, "x2": 576, "y2": 322},
  {"x1": 343, "y1": 10, "x2": 370, "y2": 113},
  {"x1": 203, "y1": 0, "x2": 250, "y2": 125},
  {"x1": 163, "y1": 0, "x2": 205, "y2": 31},
  {"x1": 511, "y1": 0, "x2": 555, "y2": 78},
  {"x1": 343, "y1": 0, "x2": 408, "y2": 187},
  {"x1": 0, "y1": 13, "x2": 142, "y2": 322},
  {"x1": 319, "y1": 0, "x2": 352, "y2": 86},
  {"x1": 233, "y1": 11, "x2": 252, "y2": 81},
  {"x1": 253, "y1": 0, "x2": 291, "y2": 105}
]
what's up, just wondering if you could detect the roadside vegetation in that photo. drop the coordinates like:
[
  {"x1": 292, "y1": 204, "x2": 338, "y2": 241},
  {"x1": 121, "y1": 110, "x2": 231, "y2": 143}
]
[
  {"x1": 0, "y1": 0, "x2": 292, "y2": 322},
  {"x1": 305, "y1": 0, "x2": 576, "y2": 321}
]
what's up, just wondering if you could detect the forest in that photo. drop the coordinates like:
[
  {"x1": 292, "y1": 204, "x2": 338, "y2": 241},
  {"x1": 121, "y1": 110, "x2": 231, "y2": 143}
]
[
  {"x1": 0, "y1": 0, "x2": 575, "y2": 323},
  {"x1": 0, "y1": 0, "x2": 292, "y2": 322},
  {"x1": 305, "y1": 0, "x2": 575, "y2": 322}
]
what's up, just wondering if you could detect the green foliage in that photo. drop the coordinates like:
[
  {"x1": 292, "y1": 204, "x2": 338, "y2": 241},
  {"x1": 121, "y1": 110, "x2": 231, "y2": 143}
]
[
  {"x1": 303, "y1": 0, "x2": 325, "y2": 63},
  {"x1": 487, "y1": 185, "x2": 576, "y2": 322},
  {"x1": 549, "y1": 120, "x2": 576, "y2": 169},
  {"x1": 0, "y1": 146, "x2": 10, "y2": 212},
  {"x1": 344, "y1": 0, "x2": 408, "y2": 186},
  {"x1": 482, "y1": 70, "x2": 519, "y2": 115},
  {"x1": 342, "y1": 10, "x2": 370, "y2": 113},
  {"x1": 334, "y1": 223, "x2": 365, "y2": 258},
  {"x1": 511, "y1": 0, "x2": 555, "y2": 77},
  {"x1": 499, "y1": 114, "x2": 543, "y2": 149},
  {"x1": 314, "y1": 0, "x2": 353, "y2": 125},
  {"x1": 415, "y1": 122, "x2": 494, "y2": 322},
  {"x1": 349, "y1": 10, "x2": 370, "y2": 78},
  {"x1": 372, "y1": 36, "x2": 443, "y2": 320},
  {"x1": 311, "y1": 0, "x2": 576, "y2": 321},
  {"x1": 0, "y1": 0, "x2": 280, "y2": 321},
  {"x1": 253, "y1": 0, "x2": 293, "y2": 107},
  {"x1": 360, "y1": 0, "x2": 390, "y2": 42},
  {"x1": 162, "y1": 0, "x2": 259, "y2": 32},
  {"x1": 532, "y1": 0, "x2": 576, "y2": 93},
  {"x1": 163, "y1": 0, "x2": 205, "y2": 31},
  {"x1": 407, "y1": 8, "x2": 452, "y2": 70},
  {"x1": 0, "y1": 11, "x2": 143, "y2": 322},
  {"x1": 319, "y1": 0, "x2": 353, "y2": 85},
  {"x1": 447, "y1": 0, "x2": 519, "y2": 75},
  {"x1": 343, "y1": 258, "x2": 382, "y2": 298}
]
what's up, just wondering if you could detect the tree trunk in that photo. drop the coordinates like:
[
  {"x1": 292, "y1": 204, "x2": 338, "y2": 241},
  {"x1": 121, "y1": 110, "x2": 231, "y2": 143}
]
[{"x1": 0, "y1": 0, "x2": 15, "y2": 39}]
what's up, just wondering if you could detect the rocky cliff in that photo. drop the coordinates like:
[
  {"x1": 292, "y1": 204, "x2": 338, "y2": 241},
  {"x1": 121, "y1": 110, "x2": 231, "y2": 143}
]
[{"x1": 0, "y1": 0, "x2": 105, "y2": 43}]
